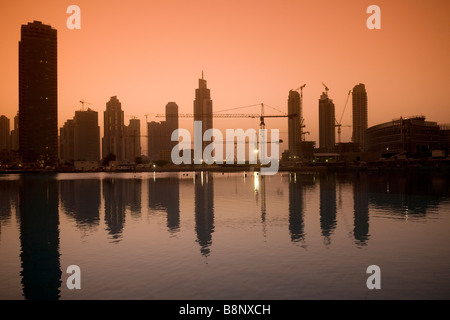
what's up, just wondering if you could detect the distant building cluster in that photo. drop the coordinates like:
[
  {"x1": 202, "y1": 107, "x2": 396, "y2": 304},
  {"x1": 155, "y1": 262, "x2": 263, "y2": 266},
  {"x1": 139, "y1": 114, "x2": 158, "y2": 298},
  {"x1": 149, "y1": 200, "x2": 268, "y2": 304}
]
[{"x1": 1, "y1": 20, "x2": 449, "y2": 171}]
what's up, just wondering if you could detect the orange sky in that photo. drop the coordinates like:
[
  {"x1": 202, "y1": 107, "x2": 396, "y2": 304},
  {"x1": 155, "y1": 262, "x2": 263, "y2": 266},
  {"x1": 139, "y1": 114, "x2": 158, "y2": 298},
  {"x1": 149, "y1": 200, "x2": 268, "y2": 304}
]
[{"x1": 1, "y1": 0, "x2": 449, "y2": 154}]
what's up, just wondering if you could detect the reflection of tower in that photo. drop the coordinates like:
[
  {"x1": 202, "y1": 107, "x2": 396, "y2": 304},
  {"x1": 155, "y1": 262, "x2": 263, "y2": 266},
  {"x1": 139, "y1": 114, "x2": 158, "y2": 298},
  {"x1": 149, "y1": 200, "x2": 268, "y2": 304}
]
[
  {"x1": 319, "y1": 173, "x2": 337, "y2": 245},
  {"x1": 193, "y1": 72, "x2": 213, "y2": 153},
  {"x1": 353, "y1": 172, "x2": 370, "y2": 245},
  {"x1": 103, "y1": 178, "x2": 142, "y2": 242},
  {"x1": 19, "y1": 176, "x2": 61, "y2": 299},
  {"x1": 288, "y1": 173, "x2": 305, "y2": 243},
  {"x1": 59, "y1": 179, "x2": 101, "y2": 229},
  {"x1": 148, "y1": 177, "x2": 180, "y2": 233},
  {"x1": 0, "y1": 180, "x2": 20, "y2": 235},
  {"x1": 194, "y1": 171, "x2": 214, "y2": 257}
]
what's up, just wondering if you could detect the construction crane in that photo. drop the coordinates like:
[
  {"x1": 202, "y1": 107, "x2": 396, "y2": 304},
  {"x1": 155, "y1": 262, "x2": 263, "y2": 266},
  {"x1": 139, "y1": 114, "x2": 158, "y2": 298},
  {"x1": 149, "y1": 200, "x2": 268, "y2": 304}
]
[
  {"x1": 335, "y1": 90, "x2": 352, "y2": 144},
  {"x1": 155, "y1": 103, "x2": 293, "y2": 153},
  {"x1": 79, "y1": 100, "x2": 92, "y2": 111},
  {"x1": 322, "y1": 82, "x2": 329, "y2": 96},
  {"x1": 292, "y1": 84, "x2": 307, "y2": 142},
  {"x1": 144, "y1": 113, "x2": 153, "y2": 123}
]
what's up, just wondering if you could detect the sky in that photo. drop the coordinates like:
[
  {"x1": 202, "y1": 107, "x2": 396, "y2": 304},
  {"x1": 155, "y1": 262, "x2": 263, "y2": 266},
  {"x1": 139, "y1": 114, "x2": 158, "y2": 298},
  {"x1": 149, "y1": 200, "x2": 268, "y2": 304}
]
[{"x1": 1, "y1": 0, "x2": 449, "y2": 155}]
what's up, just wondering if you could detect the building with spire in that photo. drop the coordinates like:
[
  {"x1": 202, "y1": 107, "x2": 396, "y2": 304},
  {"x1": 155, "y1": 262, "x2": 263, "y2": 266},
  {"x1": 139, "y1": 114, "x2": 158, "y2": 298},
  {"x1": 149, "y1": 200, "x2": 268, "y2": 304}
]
[
  {"x1": 103, "y1": 96, "x2": 124, "y2": 161},
  {"x1": 193, "y1": 72, "x2": 213, "y2": 156}
]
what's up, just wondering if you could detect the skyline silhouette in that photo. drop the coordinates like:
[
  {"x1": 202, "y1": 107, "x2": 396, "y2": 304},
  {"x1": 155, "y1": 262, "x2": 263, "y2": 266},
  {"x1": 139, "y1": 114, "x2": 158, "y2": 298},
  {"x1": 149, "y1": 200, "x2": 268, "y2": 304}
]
[{"x1": 1, "y1": 1, "x2": 449, "y2": 155}]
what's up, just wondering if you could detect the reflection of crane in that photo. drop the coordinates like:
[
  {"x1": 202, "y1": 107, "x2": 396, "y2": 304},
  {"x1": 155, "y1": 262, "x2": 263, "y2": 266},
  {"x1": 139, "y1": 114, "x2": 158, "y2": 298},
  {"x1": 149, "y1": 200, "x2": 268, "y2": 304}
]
[
  {"x1": 79, "y1": 100, "x2": 92, "y2": 111},
  {"x1": 335, "y1": 90, "x2": 352, "y2": 144}
]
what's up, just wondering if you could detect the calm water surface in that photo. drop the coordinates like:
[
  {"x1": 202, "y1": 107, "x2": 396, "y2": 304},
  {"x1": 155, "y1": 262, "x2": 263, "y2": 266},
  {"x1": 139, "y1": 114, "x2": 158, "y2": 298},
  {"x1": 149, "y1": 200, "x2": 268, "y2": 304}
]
[{"x1": 0, "y1": 170, "x2": 449, "y2": 300}]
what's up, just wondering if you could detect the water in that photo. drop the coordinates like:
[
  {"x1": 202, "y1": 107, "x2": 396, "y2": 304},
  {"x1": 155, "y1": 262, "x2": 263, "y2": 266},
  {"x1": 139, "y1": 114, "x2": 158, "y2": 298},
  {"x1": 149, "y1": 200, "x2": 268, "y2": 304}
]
[{"x1": 0, "y1": 170, "x2": 449, "y2": 300}]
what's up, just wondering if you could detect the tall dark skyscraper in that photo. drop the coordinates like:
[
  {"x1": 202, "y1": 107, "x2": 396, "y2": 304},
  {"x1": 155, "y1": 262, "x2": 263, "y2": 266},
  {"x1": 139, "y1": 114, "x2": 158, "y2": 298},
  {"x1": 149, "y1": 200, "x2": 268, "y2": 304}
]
[
  {"x1": 318, "y1": 92, "x2": 335, "y2": 152},
  {"x1": 19, "y1": 21, "x2": 58, "y2": 166},
  {"x1": 288, "y1": 90, "x2": 302, "y2": 158},
  {"x1": 74, "y1": 109, "x2": 100, "y2": 161},
  {"x1": 0, "y1": 115, "x2": 10, "y2": 151},
  {"x1": 103, "y1": 96, "x2": 124, "y2": 161},
  {"x1": 352, "y1": 83, "x2": 368, "y2": 151},
  {"x1": 193, "y1": 72, "x2": 213, "y2": 154}
]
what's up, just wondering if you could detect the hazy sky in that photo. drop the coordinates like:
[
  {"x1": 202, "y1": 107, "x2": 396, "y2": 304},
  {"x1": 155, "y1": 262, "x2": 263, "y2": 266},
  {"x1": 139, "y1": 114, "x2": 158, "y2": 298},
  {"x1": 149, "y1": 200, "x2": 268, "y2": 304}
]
[{"x1": 1, "y1": 0, "x2": 449, "y2": 154}]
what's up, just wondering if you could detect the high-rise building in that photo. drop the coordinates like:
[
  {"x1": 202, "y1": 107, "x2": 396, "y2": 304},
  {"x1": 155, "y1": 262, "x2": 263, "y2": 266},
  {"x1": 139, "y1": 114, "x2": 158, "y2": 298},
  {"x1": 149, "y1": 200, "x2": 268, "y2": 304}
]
[
  {"x1": 103, "y1": 96, "x2": 124, "y2": 161},
  {"x1": 11, "y1": 113, "x2": 19, "y2": 151},
  {"x1": 193, "y1": 72, "x2": 213, "y2": 154},
  {"x1": 59, "y1": 119, "x2": 75, "y2": 164},
  {"x1": 19, "y1": 21, "x2": 58, "y2": 166},
  {"x1": 147, "y1": 102, "x2": 179, "y2": 162},
  {"x1": 352, "y1": 83, "x2": 368, "y2": 150},
  {"x1": 124, "y1": 118, "x2": 141, "y2": 162},
  {"x1": 0, "y1": 115, "x2": 10, "y2": 151},
  {"x1": 318, "y1": 92, "x2": 335, "y2": 152},
  {"x1": 288, "y1": 90, "x2": 302, "y2": 158},
  {"x1": 74, "y1": 109, "x2": 100, "y2": 161}
]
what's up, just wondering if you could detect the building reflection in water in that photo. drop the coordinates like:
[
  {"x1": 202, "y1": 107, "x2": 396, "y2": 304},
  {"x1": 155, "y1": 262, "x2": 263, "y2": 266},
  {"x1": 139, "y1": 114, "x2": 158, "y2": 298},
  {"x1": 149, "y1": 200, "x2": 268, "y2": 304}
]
[
  {"x1": 194, "y1": 171, "x2": 214, "y2": 257},
  {"x1": 0, "y1": 179, "x2": 19, "y2": 235},
  {"x1": 148, "y1": 176, "x2": 180, "y2": 233},
  {"x1": 352, "y1": 172, "x2": 370, "y2": 245},
  {"x1": 319, "y1": 172, "x2": 337, "y2": 245},
  {"x1": 59, "y1": 179, "x2": 101, "y2": 229},
  {"x1": 102, "y1": 177, "x2": 142, "y2": 243},
  {"x1": 288, "y1": 173, "x2": 316, "y2": 244},
  {"x1": 18, "y1": 175, "x2": 61, "y2": 299}
]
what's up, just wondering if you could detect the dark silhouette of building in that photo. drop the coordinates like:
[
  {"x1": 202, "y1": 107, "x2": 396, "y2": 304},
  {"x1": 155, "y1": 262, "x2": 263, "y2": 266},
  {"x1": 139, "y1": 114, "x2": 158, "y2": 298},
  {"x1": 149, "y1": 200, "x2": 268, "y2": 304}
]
[
  {"x1": 19, "y1": 21, "x2": 58, "y2": 166},
  {"x1": 366, "y1": 116, "x2": 441, "y2": 158},
  {"x1": 0, "y1": 115, "x2": 10, "y2": 151},
  {"x1": 103, "y1": 96, "x2": 124, "y2": 161},
  {"x1": 288, "y1": 90, "x2": 302, "y2": 159},
  {"x1": 11, "y1": 112, "x2": 19, "y2": 151},
  {"x1": 19, "y1": 176, "x2": 61, "y2": 299},
  {"x1": 318, "y1": 92, "x2": 335, "y2": 152},
  {"x1": 124, "y1": 118, "x2": 141, "y2": 162},
  {"x1": 60, "y1": 108, "x2": 100, "y2": 163},
  {"x1": 352, "y1": 83, "x2": 368, "y2": 151},
  {"x1": 74, "y1": 109, "x2": 100, "y2": 161},
  {"x1": 59, "y1": 119, "x2": 75, "y2": 164},
  {"x1": 193, "y1": 72, "x2": 213, "y2": 155},
  {"x1": 148, "y1": 102, "x2": 178, "y2": 162}
]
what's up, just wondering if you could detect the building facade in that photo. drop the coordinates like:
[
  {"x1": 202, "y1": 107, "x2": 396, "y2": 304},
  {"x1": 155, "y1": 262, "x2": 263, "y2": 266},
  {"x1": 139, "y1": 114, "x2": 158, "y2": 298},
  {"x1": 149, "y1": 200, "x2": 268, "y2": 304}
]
[
  {"x1": 193, "y1": 73, "x2": 213, "y2": 154},
  {"x1": 288, "y1": 90, "x2": 302, "y2": 159},
  {"x1": 366, "y1": 116, "x2": 441, "y2": 158},
  {"x1": 0, "y1": 115, "x2": 10, "y2": 151},
  {"x1": 148, "y1": 102, "x2": 179, "y2": 162},
  {"x1": 74, "y1": 109, "x2": 100, "y2": 161},
  {"x1": 352, "y1": 83, "x2": 368, "y2": 150},
  {"x1": 318, "y1": 92, "x2": 335, "y2": 152},
  {"x1": 124, "y1": 118, "x2": 141, "y2": 162},
  {"x1": 19, "y1": 21, "x2": 58, "y2": 166},
  {"x1": 103, "y1": 96, "x2": 124, "y2": 161}
]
